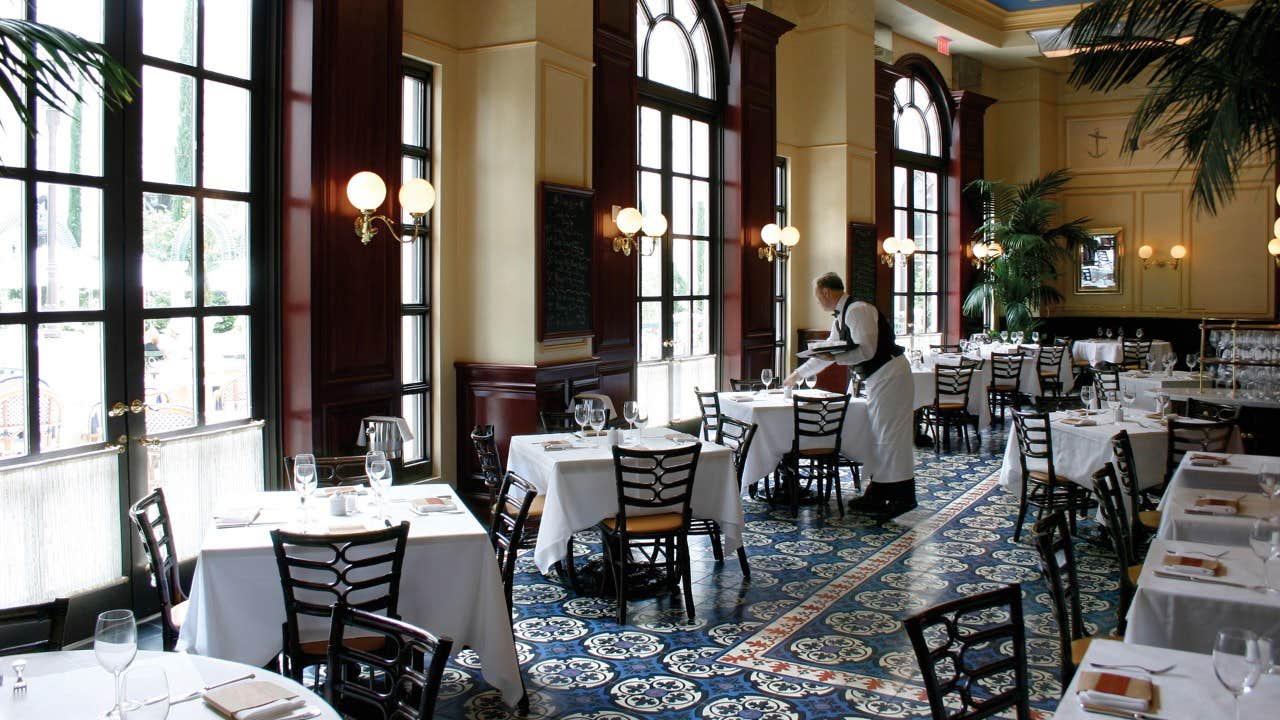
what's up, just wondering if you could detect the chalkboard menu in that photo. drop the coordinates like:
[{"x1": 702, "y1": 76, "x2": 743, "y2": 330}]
[
  {"x1": 539, "y1": 183, "x2": 595, "y2": 340},
  {"x1": 847, "y1": 222, "x2": 877, "y2": 303}
]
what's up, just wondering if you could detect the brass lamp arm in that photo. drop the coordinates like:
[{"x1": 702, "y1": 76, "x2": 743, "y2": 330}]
[{"x1": 354, "y1": 210, "x2": 427, "y2": 245}]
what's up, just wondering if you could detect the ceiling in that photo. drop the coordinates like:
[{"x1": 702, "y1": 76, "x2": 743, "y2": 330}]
[{"x1": 982, "y1": 0, "x2": 1083, "y2": 10}]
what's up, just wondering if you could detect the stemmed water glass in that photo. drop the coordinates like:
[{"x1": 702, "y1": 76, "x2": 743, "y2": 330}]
[
  {"x1": 1136, "y1": 327, "x2": 1145, "y2": 339},
  {"x1": 1214, "y1": 628, "x2": 1263, "y2": 720},
  {"x1": 366, "y1": 450, "x2": 391, "y2": 521},
  {"x1": 589, "y1": 407, "x2": 607, "y2": 446},
  {"x1": 1080, "y1": 385, "x2": 1096, "y2": 412},
  {"x1": 293, "y1": 453, "x2": 317, "y2": 526},
  {"x1": 1104, "y1": 390, "x2": 1120, "y2": 419},
  {"x1": 1121, "y1": 389, "x2": 1136, "y2": 413},
  {"x1": 1250, "y1": 517, "x2": 1280, "y2": 594},
  {"x1": 573, "y1": 402, "x2": 590, "y2": 438},
  {"x1": 1187, "y1": 353, "x2": 1200, "y2": 374},
  {"x1": 1163, "y1": 354, "x2": 1177, "y2": 375},
  {"x1": 95, "y1": 609, "x2": 138, "y2": 719},
  {"x1": 1031, "y1": 331, "x2": 1040, "y2": 344},
  {"x1": 1259, "y1": 462, "x2": 1280, "y2": 513},
  {"x1": 122, "y1": 665, "x2": 170, "y2": 720},
  {"x1": 1106, "y1": 328, "x2": 1114, "y2": 340},
  {"x1": 1096, "y1": 326, "x2": 1104, "y2": 339},
  {"x1": 761, "y1": 368, "x2": 774, "y2": 391},
  {"x1": 623, "y1": 401, "x2": 640, "y2": 442},
  {"x1": 803, "y1": 375, "x2": 817, "y2": 390}
]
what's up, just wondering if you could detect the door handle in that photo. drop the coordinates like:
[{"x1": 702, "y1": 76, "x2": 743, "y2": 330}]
[
  {"x1": 662, "y1": 339, "x2": 675, "y2": 348},
  {"x1": 108, "y1": 399, "x2": 147, "y2": 417}
]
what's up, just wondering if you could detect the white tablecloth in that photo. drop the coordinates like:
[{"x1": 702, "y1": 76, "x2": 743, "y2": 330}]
[
  {"x1": 1119, "y1": 370, "x2": 1199, "y2": 410},
  {"x1": 909, "y1": 367, "x2": 992, "y2": 430},
  {"x1": 1073, "y1": 339, "x2": 1173, "y2": 367},
  {"x1": 1155, "y1": 486, "x2": 1276, "y2": 547},
  {"x1": 1052, "y1": 639, "x2": 1280, "y2": 719},
  {"x1": 1125, "y1": 539, "x2": 1280, "y2": 652},
  {"x1": 0, "y1": 651, "x2": 340, "y2": 720},
  {"x1": 998, "y1": 412, "x2": 1170, "y2": 496},
  {"x1": 926, "y1": 344, "x2": 1072, "y2": 398},
  {"x1": 715, "y1": 391, "x2": 872, "y2": 486},
  {"x1": 506, "y1": 429, "x2": 742, "y2": 575},
  {"x1": 178, "y1": 485, "x2": 524, "y2": 707},
  {"x1": 1164, "y1": 452, "x2": 1278, "y2": 495}
]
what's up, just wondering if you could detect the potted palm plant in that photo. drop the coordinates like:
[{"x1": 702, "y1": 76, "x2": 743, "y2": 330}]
[{"x1": 962, "y1": 169, "x2": 1094, "y2": 333}]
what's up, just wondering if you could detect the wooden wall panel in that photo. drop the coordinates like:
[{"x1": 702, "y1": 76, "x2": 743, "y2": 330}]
[
  {"x1": 949, "y1": 90, "x2": 996, "y2": 342},
  {"x1": 454, "y1": 364, "x2": 538, "y2": 502},
  {"x1": 873, "y1": 62, "x2": 906, "y2": 312}
]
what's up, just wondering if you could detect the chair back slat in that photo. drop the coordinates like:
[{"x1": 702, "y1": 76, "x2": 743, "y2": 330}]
[
  {"x1": 1109, "y1": 430, "x2": 1145, "y2": 543},
  {"x1": 1166, "y1": 419, "x2": 1234, "y2": 481},
  {"x1": 0, "y1": 597, "x2": 69, "y2": 656},
  {"x1": 729, "y1": 378, "x2": 765, "y2": 392},
  {"x1": 1092, "y1": 464, "x2": 1134, "y2": 571},
  {"x1": 129, "y1": 488, "x2": 186, "y2": 650},
  {"x1": 790, "y1": 393, "x2": 850, "y2": 452},
  {"x1": 930, "y1": 343, "x2": 962, "y2": 354},
  {"x1": 933, "y1": 367, "x2": 975, "y2": 405},
  {"x1": 470, "y1": 425, "x2": 504, "y2": 493},
  {"x1": 1122, "y1": 339, "x2": 1153, "y2": 369},
  {"x1": 1011, "y1": 411, "x2": 1054, "y2": 465},
  {"x1": 1033, "y1": 511, "x2": 1083, "y2": 683},
  {"x1": 716, "y1": 415, "x2": 757, "y2": 487},
  {"x1": 610, "y1": 444, "x2": 701, "y2": 529},
  {"x1": 694, "y1": 388, "x2": 721, "y2": 441},
  {"x1": 326, "y1": 602, "x2": 453, "y2": 720},
  {"x1": 1093, "y1": 368, "x2": 1120, "y2": 400},
  {"x1": 990, "y1": 352, "x2": 1025, "y2": 386},
  {"x1": 904, "y1": 584, "x2": 1032, "y2": 720},
  {"x1": 283, "y1": 455, "x2": 369, "y2": 488},
  {"x1": 489, "y1": 471, "x2": 538, "y2": 614},
  {"x1": 1037, "y1": 345, "x2": 1065, "y2": 376}
]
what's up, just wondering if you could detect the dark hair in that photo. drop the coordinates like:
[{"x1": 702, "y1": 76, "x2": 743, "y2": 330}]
[{"x1": 814, "y1": 272, "x2": 844, "y2": 292}]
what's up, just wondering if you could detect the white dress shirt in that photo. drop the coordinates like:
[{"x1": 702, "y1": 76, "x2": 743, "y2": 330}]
[{"x1": 796, "y1": 295, "x2": 879, "y2": 378}]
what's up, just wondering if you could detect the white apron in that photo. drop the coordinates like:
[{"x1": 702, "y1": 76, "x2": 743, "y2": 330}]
[{"x1": 862, "y1": 354, "x2": 915, "y2": 484}]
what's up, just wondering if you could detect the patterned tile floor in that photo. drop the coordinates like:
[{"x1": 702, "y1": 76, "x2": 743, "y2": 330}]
[{"x1": 145, "y1": 421, "x2": 1121, "y2": 719}]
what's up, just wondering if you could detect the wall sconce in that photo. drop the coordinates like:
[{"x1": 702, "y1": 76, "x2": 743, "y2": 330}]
[
  {"x1": 969, "y1": 240, "x2": 1002, "y2": 268},
  {"x1": 880, "y1": 236, "x2": 916, "y2": 267},
  {"x1": 1270, "y1": 188, "x2": 1280, "y2": 266},
  {"x1": 346, "y1": 171, "x2": 435, "y2": 245},
  {"x1": 611, "y1": 206, "x2": 665, "y2": 256},
  {"x1": 758, "y1": 222, "x2": 799, "y2": 262},
  {"x1": 1138, "y1": 243, "x2": 1186, "y2": 270}
]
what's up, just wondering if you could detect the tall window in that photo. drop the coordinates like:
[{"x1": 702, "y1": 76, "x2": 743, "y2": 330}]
[
  {"x1": 891, "y1": 74, "x2": 946, "y2": 349},
  {"x1": 400, "y1": 61, "x2": 432, "y2": 468},
  {"x1": 634, "y1": 0, "x2": 720, "y2": 425},
  {"x1": 772, "y1": 156, "x2": 788, "y2": 373}
]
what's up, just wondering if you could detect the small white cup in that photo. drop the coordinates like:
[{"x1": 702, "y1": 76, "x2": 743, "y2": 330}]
[
  {"x1": 607, "y1": 427, "x2": 622, "y2": 446},
  {"x1": 329, "y1": 493, "x2": 349, "y2": 516}
]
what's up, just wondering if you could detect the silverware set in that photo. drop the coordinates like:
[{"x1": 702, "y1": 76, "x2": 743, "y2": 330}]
[
  {"x1": 10, "y1": 658, "x2": 26, "y2": 695},
  {"x1": 142, "y1": 671, "x2": 255, "y2": 707},
  {"x1": 1087, "y1": 661, "x2": 1177, "y2": 675}
]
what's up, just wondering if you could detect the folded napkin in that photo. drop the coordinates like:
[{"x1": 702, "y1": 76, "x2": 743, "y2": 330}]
[
  {"x1": 1188, "y1": 453, "x2": 1230, "y2": 467},
  {"x1": 410, "y1": 496, "x2": 457, "y2": 514},
  {"x1": 1060, "y1": 417, "x2": 1096, "y2": 427},
  {"x1": 204, "y1": 681, "x2": 302, "y2": 720},
  {"x1": 1077, "y1": 671, "x2": 1153, "y2": 713},
  {"x1": 1160, "y1": 554, "x2": 1221, "y2": 577},
  {"x1": 1191, "y1": 495, "x2": 1240, "y2": 515},
  {"x1": 324, "y1": 521, "x2": 367, "y2": 534},
  {"x1": 315, "y1": 486, "x2": 361, "y2": 498},
  {"x1": 727, "y1": 393, "x2": 753, "y2": 401},
  {"x1": 214, "y1": 508, "x2": 260, "y2": 529}
]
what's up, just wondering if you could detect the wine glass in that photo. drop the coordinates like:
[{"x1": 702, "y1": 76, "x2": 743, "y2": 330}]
[
  {"x1": 1136, "y1": 327, "x2": 1145, "y2": 339},
  {"x1": 1250, "y1": 517, "x2": 1280, "y2": 594},
  {"x1": 366, "y1": 450, "x2": 391, "y2": 520},
  {"x1": 293, "y1": 454, "x2": 317, "y2": 525},
  {"x1": 122, "y1": 665, "x2": 170, "y2": 720},
  {"x1": 589, "y1": 407, "x2": 606, "y2": 445},
  {"x1": 1163, "y1": 354, "x2": 1177, "y2": 375},
  {"x1": 1155, "y1": 392, "x2": 1170, "y2": 417},
  {"x1": 803, "y1": 375, "x2": 816, "y2": 390},
  {"x1": 95, "y1": 609, "x2": 138, "y2": 719},
  {"x1": 1096, "y1": 326, "x2": 1104, "y2": 339},
  {"x1": 1079, "y1": 385, "x2": 1095, "y2": 412},
  {"x1": 1214, "y1": 628, "x2": 1262, "y2": 720},
  {"x1": 1000, "y1": 330, "x2": 1009, "y2": 343},
  {"x1": 623, "y1": 400, "x2": 640, "y2": 441},
  {"x1": 1121, "y1": 389, "x2": 1136, "y2": 410},
  {"x1": 1105, "y1": 328, "x2": 1114, "y2": 340},
  {"x1": 1104, "y1": 390, "x2": 1120, "y2": 417},
  {"x1": 573, "y1": 401, "x2": 590, "y2": 438},
  {"x1": 1031, "y1": 331, "x2": 1040, "y2": 344},
  {"x1": 760, "y1": 368, "x2": 774, "y2": 391},
  {"x1": 1187, "y1": 353, "x2": 1200, "y2": 374},
  {"x1": 1259, "y1": 462, "x2": 1280, "y2": 513}
]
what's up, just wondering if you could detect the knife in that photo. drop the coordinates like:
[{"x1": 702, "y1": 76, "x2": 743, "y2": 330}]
[
  {"x1": 1080, "y1": 703, "x2": 1168, "y2": 720},
  {"x1": 1152, "y1": 569, "x2": 1263, "y2": 591}
]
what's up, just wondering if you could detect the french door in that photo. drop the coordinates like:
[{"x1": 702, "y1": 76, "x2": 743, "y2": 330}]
[
  {"x1": 0, "y1": 0, "x2": 269, "y2": 628},
  {"x1": 635, "y1": 101, "x2": 716, "y2": 425}
]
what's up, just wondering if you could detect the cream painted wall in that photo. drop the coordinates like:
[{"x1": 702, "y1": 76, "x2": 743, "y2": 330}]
[{"x1": 402, "y1": 0, "x2": 594, "y2": 480}]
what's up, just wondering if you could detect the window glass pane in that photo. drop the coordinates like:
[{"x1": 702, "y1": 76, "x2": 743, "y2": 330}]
[
  {"x1": 639, "y1": 107, "x2": 661, "y2": 169},
  {"x1": 925, "y1": 213, "x2": 938, "y2": 252},
  {"x1": 35, "y1": 89, "x2": 103, "y2": 176},
  {"x1": 671, "y1": 115, "x2": 690, "y2": 174},
  {"x1": 896, "y1": 108, "x2": 927, "y2": 154},
  {"x1": 639, "y1": 301, "x2": 662, "y2": 361},
  {"x1": 204, "y1": 198, "x2": 249, "y2": 306},
  {"x1": 0, "y1": 88, "x2": 23, "y2": 166},
  {"x1": 401, "y1": 156, "x2": 425, "y2": 224},
  {"x1": 893, "y1": 295, "x2": 907, "y2": 336},
  {"x1": 691, "y1": 180, "x2": 709, "y2": 236},
  {"x1": 646, "y1": 20, "x2": 693, "y2": 93},
  {"x1": 203, "y1": 0, "x2": 252, "y2": 79},
  {"x1": 402, "y1": 237, "x2": 424, "y2": 305},
  {"x1": 671, "y1": 299, "x2": 690, "y2": 356},
  {"x1": 203, "y1": 315, "x2": 250, "y2": 424},
  {"x1": 36, "y1": 0, "x2": 103, "y2": 43},
  {"x1": 927, "y1": 254, "x2": 939, "y2": 294},
  {"x1": 636, "y1": 361, "x2": 669, "y2": 426},
  {"x1": 402, "y1": 315, "x2": 423, "y2": 384},
  {"x1": 143, "y1": 66, "x2": 196, "y2": 186},
  {"x1": 912, "y1": 211, "x2": 926, "y2": 255},
  {"x1": 0, "y1": 179, "x2": 22, "y2": 312},
  {"x1": 692, "y1": 239, "x2": 709, "y2": 296},
  {"x1": 37, "y1": 183, "x2": 102, "y2": 311},
  {"x1": 673, "y1": 0, "x2": 698, "y2": 27},
  {"x1": 639, "y1": 170, "x2": 661, "y2": 218},
  {"x1": 38, "y1": 320, "x2": 104, "y2": 451},
  {"x1": 913, "y1": 170, "x2": 927, "y2": 211},
  {"x1": 912, "y1": 295, "x2": 926, "y2": 337},
  {"x1": 925, "y1": 107, "x2": 941, "y2": 157},
  {"x1": 691, "y1": 120, "x2": 709, "y2": 177},
  {"x1": 692, "y1": 26, "x2": 712, "y2": 99},
  {"x1": 635, "y1": 3, "x2": 647, "y2": 68},
  {"x1": 893, "y1": 166, "x2": 907, "y2": 207},
  {"x1": 913, "y1": 252, "x2": 928, "y2": 294},
  {"x1": 893, "y1": 77, "x2": 911, "y2": 108},
  {"x1": 692, "y1": 299, "x2": 709, "y2": 355},
  {"x1": 203, "y1": 80, "x2": 251, "y2": 192},
  {"x1": 893, "y1": 250, "x2": 907, "y2": 291},
  {"x1": 0, "y1": 324, "x2": 25, "y2": 458},
  {"x1": 672, "y1": 176, "x2": 690, "y2": 235},
  {"x1": 672, "y1": 237, "x2": 691, "y2": 296},
  {"x1": 894, "y1": 209, "x2": 907, "y2": 249},
  {"x1": 639, "y1": 241, "x2": 661, "y2": 297},
  {"x1": 143, "y1": 0, "x2": 196, "y2": 65},
  {"x1": 142, "y1": 192, "x2": 194, "y2": 309},
  {"x1": 401, "y1": 393, "x2": 424, "y2": 463},
  {"x1": 402, "y1": 76, "x2": 426, "y2": 148},
  {"x1": 144, "y1": 316, "x2": 195, "y2": 434}
]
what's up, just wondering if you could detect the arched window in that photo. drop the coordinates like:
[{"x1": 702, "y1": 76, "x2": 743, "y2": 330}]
[
  {"x1": 891, "y1": 71, "x2": 948, "y2": 347},
  {"x1": 634, "y1": 0, "x2": 722, "y2": 425}
]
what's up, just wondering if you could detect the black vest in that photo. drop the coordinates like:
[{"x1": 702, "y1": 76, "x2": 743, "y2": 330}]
[{"x1": 835, "y1": 299, "x2": 904, "y2": 378}]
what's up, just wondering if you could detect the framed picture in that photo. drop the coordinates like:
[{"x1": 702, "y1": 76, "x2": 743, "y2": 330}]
[{"x1": 1075, "y1": 227, "x2": 1123, "y2": 294}]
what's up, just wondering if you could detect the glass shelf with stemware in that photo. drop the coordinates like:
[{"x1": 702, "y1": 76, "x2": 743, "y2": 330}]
[{"x1": 1197, "y1": 317, "x2": 1280, "y2": 397}]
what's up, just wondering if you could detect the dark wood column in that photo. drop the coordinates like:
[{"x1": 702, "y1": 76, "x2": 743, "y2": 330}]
[
  {"x1": 873, "y1": 61, "x2": 907, "y2": 312},
  {"x1": 281, "y1": 0, "x2": 404, "y2": 456},
  {"x1": 948, "y1": 90, "x2": 996, "y2": 342},
  {"x1": 722, "y1": 4, "x2": 793, "y2": 386}
]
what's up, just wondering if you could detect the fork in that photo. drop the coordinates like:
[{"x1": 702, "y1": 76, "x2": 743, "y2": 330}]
[
  {"x1": 1164, "y1": 547, "x2": 1229, "y2": 559},
  {"x1": 1088, "y1": 661, "x2": 1176, "y2": 675},
  {"x1": 11, "y1": 658, "x2": 26, "y2": 694}
]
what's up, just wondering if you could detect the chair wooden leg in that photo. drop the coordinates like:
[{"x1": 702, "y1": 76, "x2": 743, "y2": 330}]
[
  {"x1": 614, "y1": 537, "x2": 629, "y2": 625},
  {"x1": 834, "y1": 464, "x2": 845, "y2": 518},
  {"x1": 679, "y1": 536, "x2": 695, "y2": 621},
  {"x1": 708, "y1": 523, "x2": 724, "y2": 562},
  {"x1": 735, "y1": 544, "x2": 751, "y2": 579},
  {"x1": 1014, "y1": 490, "x2": 1030, "y2": 542},
  {"x1": 564, "y1": 537, "x2": 579, "y2": 591}
]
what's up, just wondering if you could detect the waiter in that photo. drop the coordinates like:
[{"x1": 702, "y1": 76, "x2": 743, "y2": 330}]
[{"x1": 783, "y1": 272, "x2": 916, "y2": 516}]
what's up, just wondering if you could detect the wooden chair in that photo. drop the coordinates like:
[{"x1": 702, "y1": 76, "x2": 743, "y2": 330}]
[
  {"x1": 1110, "y1": 429, "x2": 1157, "y2": 548},
  {"x1": 904, "y1": 584, "x2": 1032, "y2": 720},
  {"x1": 1059, "y1": 337, "x2": 1093, "y2": 394},
  {"x1": 128, "y1": 488, "x2": 188, "y2": 651},
  {"x1": 923, "y1": 366, "x2": 977, "y2": 453},
  {"x1": 689, "y1": 416, "x2": 757, "y2": 578},
  {"x1": 1139, "y1": 418, "x2": 1235, "y2": 508},
  {"x1": 1033, "y1": 511, "x2": 1111, "y2": 688},
  {"x1": 1092, "y1": 367, "x2": 1120, "y2": 402},
  {"x1": 729, "y1": 378, "x2": 765, "y2": 392},
  {"x1": 538, "y1": 410, "x2": 577, "y2": 434},
  {"x1": 325, "y1": 602, "x2": 453, "y2": 720},
  {"x1": 471, "y1": 425, "x2": 504, "y2": 516},
  {"x1": 929, "y1": 343, "x2": 962, "y2": 354},
  {"x1": 987, "y1": 351, "x2": 1025, "y2": 424},
  {"x1": 283, "y1": 455, "x2": 369, "y2": 488},
  {"x1": 1010, "y1": 411, "x2": 1087, "y2": 542},
  {"x1": 599, "y1": 443, "x2": 701, "y2": 624},
  {"x1": 0, "y1": 598, "x2": 69, "y2": 656},
  {"x1": 1122, "y1": 338, "x2": 1153, "y2": 370},
  {"x1": 1091, "y1": 463, "x2": 1139, "y2": 637},
  {"x1": 490, "y1": 470, "x2": 539, "y2": 615},
  {"x1": 778, "y1": 393, "x2": 851, "y2": 518},
  {"x1": 270, "y1": 523, "x2": 410, "y2": 681},
  {"x1": 694, "y1": 388, "x2": 721, "y2": 441},
  {"x1": 1036, "y1": 344, "x2": 1067, "y2": 402}
]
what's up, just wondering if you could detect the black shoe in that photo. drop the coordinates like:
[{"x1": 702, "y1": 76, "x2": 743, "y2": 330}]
[
  {"x1": 846, "y1": 482, "x2": 886, "y2": 512},
  {"x1": 880, "y1": 479, "x2": 918, "y2": 517}
]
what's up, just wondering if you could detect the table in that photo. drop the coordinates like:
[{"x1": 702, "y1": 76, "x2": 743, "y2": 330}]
[
  {"x1": 1125, "y1": 539, "x2": 1280, "y2": 652},
  {"x1": 1164, "y1": 386, "x2": 1280, "y2": 410},
  {"x1": 1119, "y1": 370, "x2": 1199, "y2": 411},
  {"x1": 1051, "y1": 639, "x2": 1280, "y2": 719},
  {"x1": 715, "y1": 391, "x2": 872, "y2": 487},
  {"x1": 0, "y1": 650, "x2": 339, "y2": 719},
  {"x1": 1155, "y1": 486, "x2": 1276, "y2": 546},
  {"x1": 506, "y1": 428, "x2": 742, "y2": 575},
  {"x1": 178, "y1": 484, "x2": 524, "y2": 707},
  {"x1": 998, "y1": 411, "x2": 1170, "y2": 497},
  {"x1": 925, "y1": 344, "x2": 1073, "y2": 399},
  {"x1": 1073, "y1": 338, "x2": 1173, "y2": 367},
  {"x1": 1164, "y1": 453, "x2": 1278, "y2": 495},
  {"x1": 909, "y1": 367, "x2": 992, "y2": 430}
]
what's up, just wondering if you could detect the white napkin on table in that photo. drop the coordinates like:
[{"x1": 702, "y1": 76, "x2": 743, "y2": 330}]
[
  {"x1": 1078, "y1": 690, "x2": 1149, "y2": 712},
  {"x1": 214, "y1": 508, "x2": 260, "y2": 528},
  {"x1": 235, "y1": 698, "x2": 308, "y2": 720},
  {"x1": 1190, "y1": 495, "x2": 1240, "y2": 515}
]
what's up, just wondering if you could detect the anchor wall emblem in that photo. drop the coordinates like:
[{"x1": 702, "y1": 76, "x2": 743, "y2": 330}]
[{"x1": 1086, "y1": 128, "x2": 1108, "y2": 159}]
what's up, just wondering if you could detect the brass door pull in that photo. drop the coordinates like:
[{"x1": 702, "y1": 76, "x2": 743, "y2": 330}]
[{"x1": 109, "y1": 399, "x2": 147, "y2": 417}]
